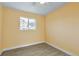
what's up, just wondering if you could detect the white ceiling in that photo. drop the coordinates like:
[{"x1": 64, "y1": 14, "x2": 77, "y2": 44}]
[{"x1": 1, "y1": 2, "x2": 66, "y2": 15}]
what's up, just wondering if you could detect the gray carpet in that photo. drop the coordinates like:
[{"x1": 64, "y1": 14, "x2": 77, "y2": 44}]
[{"x1": 2, "y1": 43, "x2": 69, "y2": 56}]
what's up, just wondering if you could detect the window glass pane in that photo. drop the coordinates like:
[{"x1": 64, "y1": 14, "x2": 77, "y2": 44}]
[
  {"x1": 29, "y1": 19, "x2": 36, "y2": 30},
  {"x1": 20, "y1": 17, "x2": 29, "y2": 30}
]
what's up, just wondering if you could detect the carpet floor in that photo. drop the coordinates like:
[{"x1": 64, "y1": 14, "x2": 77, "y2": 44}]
[{"x1": 2, "y1": 43, "x2": 69, "y2": 56}]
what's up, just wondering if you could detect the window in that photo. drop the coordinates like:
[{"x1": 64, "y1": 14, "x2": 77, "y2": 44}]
[
  {"x1": 29, "y1": 18, "x2": 36, "y2": 30},
  {"x1": 20, "y1": 17, "x2": 36, "y2": 31},
  {"x1": 20, "y1": 17, "x2": 29, "y2": 30}
]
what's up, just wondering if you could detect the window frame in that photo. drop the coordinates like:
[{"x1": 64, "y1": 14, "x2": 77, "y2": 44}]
[{"x1": 19, "y1": 17, "x2": 36, "y2": 31}]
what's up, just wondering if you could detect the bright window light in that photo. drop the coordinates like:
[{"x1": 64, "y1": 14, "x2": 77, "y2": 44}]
[
  {"x1": 29, "y1": 18, "x2": 36, "y2": 30},
  {"x1": 20, "y1": 17, "x2": 29, "y2": 30},
  {"x1": 19, "y1": 17, "x2": 36, "y2": 31}
]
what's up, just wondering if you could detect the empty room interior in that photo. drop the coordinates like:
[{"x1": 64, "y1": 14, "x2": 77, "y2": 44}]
[{"x1": 0, "y1": 2, "x2": 79, "y2": 56}]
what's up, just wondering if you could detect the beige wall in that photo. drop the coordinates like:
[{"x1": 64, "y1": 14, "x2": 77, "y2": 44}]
[
  {"x1": 46, "y1": 3, "x2": 79, "y2": 55},
  {"x1": 1, "y1": 3, "x2": 79, "y2": 55},
  {"x1": 3, "y1": 7, "x2": 45, "y2": 49},
  {"x1": 0, "y1": 5, "x2": 3, "y2": 54}
]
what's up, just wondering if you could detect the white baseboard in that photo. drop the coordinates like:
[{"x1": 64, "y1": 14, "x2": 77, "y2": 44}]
[
  {"x1": 2, "y1": 41, "x2": 76, "y2": 56},
  {"x1": 3, "y1": 41, "x2": 45, "y2": 52},
  {"x1": 46, "y1": 42, "x2": 76, "y2": 56}
]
